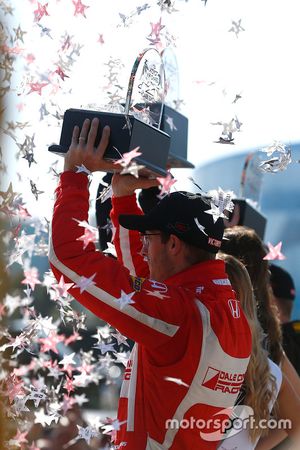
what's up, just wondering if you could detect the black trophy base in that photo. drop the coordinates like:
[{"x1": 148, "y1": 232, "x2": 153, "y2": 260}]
[
  {"x1": 225, "y1": 199, "x2": 267, "y2": 240},
  {"x1": 48, "y1": 109, "x2": 171, "y2": 177},
  {"x1": 131, "y1": 103, "x2": 194, "y2": 169},
  {"x1": 160, "y1": 105, "x2": 194, "y2": 169}
]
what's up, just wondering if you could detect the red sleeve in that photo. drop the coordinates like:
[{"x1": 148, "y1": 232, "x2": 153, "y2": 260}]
[
  {"x1": 49, "y1": 172, "x2": 186, "y2": 348},
  {"x1": 110, "y1": 194, "x2": 149, "y2": 278}
]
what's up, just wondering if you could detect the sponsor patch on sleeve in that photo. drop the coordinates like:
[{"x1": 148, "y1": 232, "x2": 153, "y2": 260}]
[{"x1": 130, "y1": 276, "x2": 145, "y2": 292}]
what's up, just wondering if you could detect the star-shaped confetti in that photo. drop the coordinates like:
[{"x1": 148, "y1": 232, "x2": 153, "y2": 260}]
[
  {"x1": 149, "y1": 18, "x2": 165, "y2": 38},
  {"x1": 34, "y1": 2, "x2": 49, "y2": 21},
  {"x1": 0, "y1": 182, "x2": 19, "y2": 206},
  {"x1": 17, "y1": 204, "x2": 32, "y2": 219},
  {"x1": 54, "y1": 66, "x2": 69, "y2": 80},
  {"x1": 98, "y1": 34, "x2": 105, "y2": 44},
  {"x1": 21, "y1": 267, "x2": 41, "y2": 291},
  {"x1": 74, "y1": 273, "x2": 97, "y2": 293},
  {"x1": 73, "y1": 218, "x2": 98, "y2": 232},
  {"x1": 92, "y1": 324, "x2": 112, "y2": 341},
  {"x1": 204, "y1": 202, "x2": 228, "y2": 223},
  {"x1": 36, "y1": 22, "x2": 53, "y2": 39},
  {"x1": 46, "y1": 360, "x2": 63, "y2": 380},
  {"x1": 117, "y1": 290, "x2": 135, "y2": 310},
  {"x1": 34, "y1": 408, "x2": 58, "y2": 427},
  {"x1": 76, "y1": 227, "x2": 98, "y2": 249},
  {"x1": 263, "y1": 242, "x2": 286, "y2": 261},
  {"x1": 13, "y1": 25, "x2": 27, "y2": 43},
  {"x1": 101, "y1": 418, "x2": 127, "y2": 436},
  {"x1": 59, "y1": 352, "x2": 77, "y2": 377},
  {"x1": 93, "y1": 342, "x2": 116, "y2": 354},
  {"x1": 74, "y1": 393, "x2": 89, "y2": 406},
  {"x1": 72, "y1": 0, "x2": 89, "y2": 17},
  {"x1": 52, "y1": 275, "x2": 74, "y2": 299},
  {"x1": 75, "y1": 163, "x2": 92, "y2": 175},
  {"x1": 204, "y1": 187, "x2": 235, "y2": 223},
  {"x1": 157, "y1": 172, "x2": 177, "y2": 198},
  {"x1": 261, "y1": 141, "x2": 287, "y2": 157},
  {"x1": 97, "y1": 184, "x2": 113, "y2": 203},
  {"x1": 114, "y1": 147, "x2": 142, "y2": 167},
  {"x1": 30, "y1": 180, "x2": 44, "y2": 200},
  {"x1": 229, "y1": 19, "x2": 245, "y2": 38},
  {"x1": 120, "y1": 161, "x2": 145, "y2": 178},
  {"x1": 111, "y1": 330, "x2": 130, "y2": 347},
  {"x1": 27, "y1": 385, "x2": 48, "y2": 407},
  {"x1": 144, "y1": 289, "x2": 169, "y2": 300},
  {"x1": 259, "y1": 154, "x2": 292, "y2": 173},
  {"x1": 39, "y1": 330, "x2": 65, "y2": 354},
  {"x1": 259, "y1": 141, "x2": 292, "y2": 173},
  {"x1": 1, "y1": 2, "x2": 14, "y2": 14},
  {"x1": 12, "y1": 396, "x2": 30, "y2": 415},
  {"x1": 63, "y1": 376, "x2": 75, "y2": 396},
  {"x1": 22, "y1": 149, "x2": 37, "y2": 168},
  {"x1": 27, "y1": 81, "x2": 49, "y2": 95},
  {"x1": 233, "y1": 93, "x2": 242, "y2": 103},
  {"x1": 5, "y1": 375, "x2": 25, "y2": 403},
  {"x1": 76, "y1": 425, "x2": 100, "y2": 444},
  {"x1": 158, "y1": 0, "x2": 178, "y2": 14},
  {"x1": 118, "y1": 12, "x2": 132, "y2": 27}
]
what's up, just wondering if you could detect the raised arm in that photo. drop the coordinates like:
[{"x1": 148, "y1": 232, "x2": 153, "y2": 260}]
[
  {"x1": 110, "y1": 173, "x2": 159, "y2": 278},
  {"x1": 49, "y1": 118, "x2": 185, "y2": 347}
]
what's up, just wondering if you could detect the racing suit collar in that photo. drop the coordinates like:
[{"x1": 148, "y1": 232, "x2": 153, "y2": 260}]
[{"x1": 163, "y1": 259, "x2": 228, "y2": 288}]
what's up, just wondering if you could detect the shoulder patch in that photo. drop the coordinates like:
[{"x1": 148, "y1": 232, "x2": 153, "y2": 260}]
[{"x1": 130, "y1": 276, "x2": 145, "y2": 292}]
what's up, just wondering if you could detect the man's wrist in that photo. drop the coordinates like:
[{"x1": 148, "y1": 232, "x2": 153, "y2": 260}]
[
  {"x1": 63, "y1": 167, "x2": 76, "y2": 173},
  {"x1": 113, "y1": 189, "x2": 136, "y2": 198}
]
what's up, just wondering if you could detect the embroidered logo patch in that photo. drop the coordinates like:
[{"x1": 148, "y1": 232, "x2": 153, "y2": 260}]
[
  {"x1": 130, "y1": 276, "x2": 145, "y2": 292},
  {"x1": 208, "y1": 237, "x2": 222, "y2": 248},
  {"x1": 149, "y1": 280, "x2": 168, "y2": 293},
  {"x1": 202, "y1": 367, "x2": 244, "y2": 394},
  {"x1": 228, "y1": 299, "x2": 240, "y2": 318},
  {"x1": 196, "y1": 286, "x2": 205, "y2": 294}
]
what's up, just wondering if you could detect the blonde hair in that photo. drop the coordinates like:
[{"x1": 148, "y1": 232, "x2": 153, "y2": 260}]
[
  {"x1": 222, "y1": 226, "x2": 283, "y2": 365},
  {"x1": 218, "y1": 253, "x2": 278, "y2": 442}
]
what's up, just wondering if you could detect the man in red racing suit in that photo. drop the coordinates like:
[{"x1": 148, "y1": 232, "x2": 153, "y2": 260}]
[{"x1": 49, "y1": 117, "x2": 251, "y2": 449}]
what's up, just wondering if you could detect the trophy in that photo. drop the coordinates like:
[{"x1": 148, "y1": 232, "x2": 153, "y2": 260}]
[
  {"x1": 224, "y1": 151, "x2": 267, "y2": 239},
  {"x1": 49, "y1": 48, "x2": 170, "y2": 177},
  {"x1": 160, "y1": 47, "x2": 194, "y2": 168}
]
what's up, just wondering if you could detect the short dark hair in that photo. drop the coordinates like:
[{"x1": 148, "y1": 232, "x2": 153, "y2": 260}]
[
  {"x1": 184, "y1": 242, "x2": 215, "y2": 265},
  {"x1": 160, "y1": 231, "x2": 171, "y2": 244},
  {"x1": 160, "y1": 231, "x2": 215, "y2": 265}
]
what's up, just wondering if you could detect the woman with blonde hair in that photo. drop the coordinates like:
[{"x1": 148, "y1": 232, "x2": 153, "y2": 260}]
[
  {"x1": 221, "y1": 226, "x2": 300, "y2": 399},
  {"x1": 221, "y1": 226, "x2": 282, "y2": 364},
  {"x1": 217, "y1": 253, "x2": 300, "y2": 449}
]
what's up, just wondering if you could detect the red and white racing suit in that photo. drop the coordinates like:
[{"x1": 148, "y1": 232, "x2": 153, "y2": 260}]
[{"x1": 49, "y1": 172, "x2": 251, "y2": 450}]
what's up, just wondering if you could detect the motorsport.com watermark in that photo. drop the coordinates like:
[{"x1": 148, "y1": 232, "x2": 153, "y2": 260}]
[{"x1": 165, "y1": 406, "x2": 292, "y2": 441}]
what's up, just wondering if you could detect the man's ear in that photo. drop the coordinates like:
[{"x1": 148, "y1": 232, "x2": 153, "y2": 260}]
[{"x1": 168, "y1": 234, "x2": 183, "y2": 255}]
